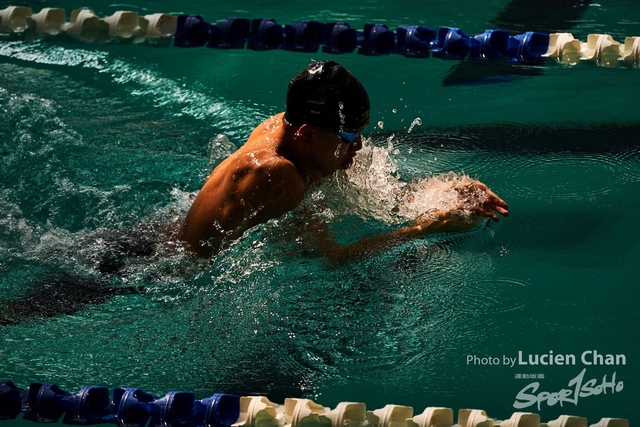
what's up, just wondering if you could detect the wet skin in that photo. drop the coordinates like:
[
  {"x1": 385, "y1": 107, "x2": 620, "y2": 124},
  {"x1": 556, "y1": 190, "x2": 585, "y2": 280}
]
[{"x1": 180, "y1": 113, "x2": 366, "y2": 257}]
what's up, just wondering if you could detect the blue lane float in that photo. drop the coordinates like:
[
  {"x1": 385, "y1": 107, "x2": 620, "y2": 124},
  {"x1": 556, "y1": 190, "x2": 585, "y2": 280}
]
[
  {"x1": 508, "y1": 31, "x2": 550, "y2": 63},
  {"x1": 431, "y1": 27, "x2": 476, "y2": 60},
  {"x1": 283, "y1": 21, "x2": 327, "y2": 52},
  {"x1": 473, "y1": 29, "x2": 511, "y2": 60},
  {"x1": 0, "y1": 380, "x2": 241, "y2": 427},
  {"x1": 2, "y1": 6, "x2": 640, "y2": 67},
  {"x1": 248, "y1": 18, "x2": 282, "y2": 50},
  {"x1": 212, "y1": 17, "x2": 251, "y2": 49},
  {"x1": 64, "y1": 385, "x2": 111, "y2": 425},
  {"x1": 173, "y1": 14, "x2": 211, "y2": 48},
  {"x1": 323, "y1": 23, "x2": 357, "y2": 54},
  {"x1": 396, "y1": 26, "x2": 436, "y2": 58},
  {"x1": 357, "y1": 23, "x2": 396, "y2": 55},
  {"x1": 0, "y1": 381, "x2": 22, "y2": 420}
]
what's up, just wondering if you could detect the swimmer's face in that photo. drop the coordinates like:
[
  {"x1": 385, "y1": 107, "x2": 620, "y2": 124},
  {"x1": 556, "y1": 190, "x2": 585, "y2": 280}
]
[{"x1": 315, "y1": 124, "x2": 366, "y2": 173}]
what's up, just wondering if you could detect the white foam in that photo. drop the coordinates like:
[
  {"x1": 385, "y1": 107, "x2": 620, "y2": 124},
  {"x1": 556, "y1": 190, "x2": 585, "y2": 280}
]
[{"x1": 314, "y1": 138, "x2": 487, "y2": 225}]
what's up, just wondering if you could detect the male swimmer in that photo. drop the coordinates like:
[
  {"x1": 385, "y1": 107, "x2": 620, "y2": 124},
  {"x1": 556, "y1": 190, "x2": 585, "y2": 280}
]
[{"x1": 180, "y1": 60, "x2": 509, "y2": 258}]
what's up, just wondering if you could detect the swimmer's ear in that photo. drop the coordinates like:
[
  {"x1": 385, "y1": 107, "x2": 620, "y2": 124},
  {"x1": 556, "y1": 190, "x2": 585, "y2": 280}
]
[{"x1": 295, "y1": 124, "x2": 315, "y2": 142}]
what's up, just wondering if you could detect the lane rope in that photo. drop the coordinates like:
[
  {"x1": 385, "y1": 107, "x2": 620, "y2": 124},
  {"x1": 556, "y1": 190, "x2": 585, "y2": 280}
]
[
  {"x1": 0, "y1": 381, "x2": 629, "y2": 427},
  {"x1": 1, "y1": 6, "x2": 639, "y2": 67}
]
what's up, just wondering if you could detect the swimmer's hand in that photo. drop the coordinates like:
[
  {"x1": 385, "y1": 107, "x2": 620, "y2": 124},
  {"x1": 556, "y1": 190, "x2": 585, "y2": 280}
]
[
  {"x1": 453, "y1": 180, "x2": 509, "y2": 222},
  {"x1": 408, "y1": 182, "x2": 509, "y2": 236}
]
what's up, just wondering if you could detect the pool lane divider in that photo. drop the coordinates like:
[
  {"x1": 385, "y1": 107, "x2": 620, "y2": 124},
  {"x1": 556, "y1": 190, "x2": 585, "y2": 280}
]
[
  {"x1": 1, "y1": 6, "x2": 640, "y2": 68},
  {"x1": 0, "y1": 381, "x2": 629, "y2": 427}
]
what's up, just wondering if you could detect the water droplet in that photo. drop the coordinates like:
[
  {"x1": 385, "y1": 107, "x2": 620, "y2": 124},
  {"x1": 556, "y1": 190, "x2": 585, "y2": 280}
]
[
  {"x1": 337, "y1": 101, "x2": 346, "y2": 124},
  {"x1": 407, "y1": 117, "x2": 422, "y2": 134}
]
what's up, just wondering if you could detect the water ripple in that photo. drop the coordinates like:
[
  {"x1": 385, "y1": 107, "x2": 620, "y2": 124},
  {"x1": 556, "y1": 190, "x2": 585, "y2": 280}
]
[{"x1": 386, "y1": 122, "x2": 640, "y2": 204}]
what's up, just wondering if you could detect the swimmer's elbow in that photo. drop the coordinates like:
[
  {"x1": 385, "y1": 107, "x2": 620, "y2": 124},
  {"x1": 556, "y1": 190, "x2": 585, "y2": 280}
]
[{"x1": 179, "y1": 223, "x2": 221, "y2": 258}]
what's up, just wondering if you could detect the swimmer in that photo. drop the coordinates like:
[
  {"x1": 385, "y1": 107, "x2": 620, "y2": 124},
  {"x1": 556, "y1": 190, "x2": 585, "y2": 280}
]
[{"x1": 180, "y1": 60, "x2": 509, "y2": 259}]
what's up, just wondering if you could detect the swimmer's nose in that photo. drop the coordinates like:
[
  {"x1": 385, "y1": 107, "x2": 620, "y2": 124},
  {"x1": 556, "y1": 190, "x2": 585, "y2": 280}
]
[{"x1": 351, "y1": 135, "x2": 363, "y2": 152}]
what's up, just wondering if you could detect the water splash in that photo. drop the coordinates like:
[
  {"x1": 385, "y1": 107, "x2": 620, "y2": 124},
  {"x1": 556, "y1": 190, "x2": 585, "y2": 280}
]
[
  {"x1": 313, "y1": 138, "x2": 487, "y2": 225},
  {"x1": 207, "y1": 135, "x2": 237, "y2": 171},
  {"x1": 0, "y1": 73, "x2": 201, "y2": 294}
]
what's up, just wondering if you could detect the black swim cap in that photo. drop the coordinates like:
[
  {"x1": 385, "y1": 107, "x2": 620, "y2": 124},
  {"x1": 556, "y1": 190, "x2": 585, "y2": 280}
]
[{"x1": 285, "y1": 60, "x2": 370, "y2": 132}]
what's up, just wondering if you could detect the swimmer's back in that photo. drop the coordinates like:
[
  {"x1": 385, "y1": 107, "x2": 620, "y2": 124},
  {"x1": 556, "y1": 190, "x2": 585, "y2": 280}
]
[{"x1": 180, "y1": 114, "x2": 306, "y2": 256}]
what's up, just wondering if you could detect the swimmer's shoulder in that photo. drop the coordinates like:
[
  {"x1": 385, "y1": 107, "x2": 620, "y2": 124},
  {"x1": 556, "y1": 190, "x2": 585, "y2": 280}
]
[
  {"x1": 246, "y1": 113, "x2": 286, "y2": 141},
  {"x1": 248, "y1": 155, "x2": 306, "y2": 202}
]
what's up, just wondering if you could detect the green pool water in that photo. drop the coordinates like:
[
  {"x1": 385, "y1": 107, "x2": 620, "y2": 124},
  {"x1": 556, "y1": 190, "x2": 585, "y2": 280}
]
[{"x1": 1, "y1": 0, "x2": 639, "y2": 424}]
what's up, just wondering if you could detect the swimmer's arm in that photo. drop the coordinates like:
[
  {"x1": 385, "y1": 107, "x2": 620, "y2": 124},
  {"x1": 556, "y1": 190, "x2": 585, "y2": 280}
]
[
  {"x1": 306, "y1": 185, "x2": 509, "y2": 263},
  {"x1": 303, "y1": 212, "x2": 477, "y2": 263}
]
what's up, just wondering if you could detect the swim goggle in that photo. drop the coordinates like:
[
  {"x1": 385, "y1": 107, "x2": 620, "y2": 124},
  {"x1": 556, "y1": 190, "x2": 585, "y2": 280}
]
[{"x1": 338, "y1": 130, "x2": 361, "y2": 145}]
